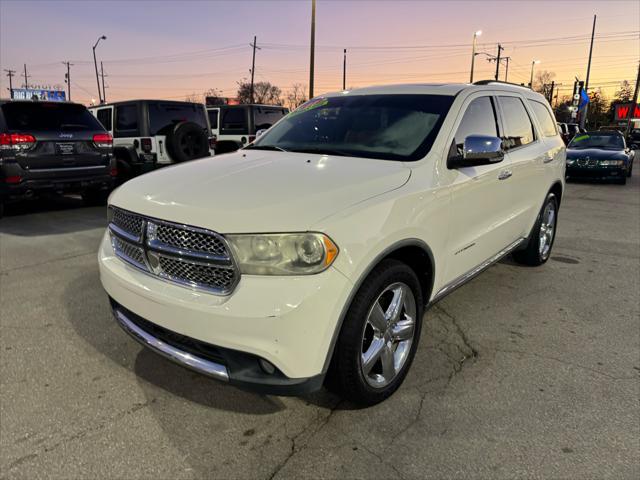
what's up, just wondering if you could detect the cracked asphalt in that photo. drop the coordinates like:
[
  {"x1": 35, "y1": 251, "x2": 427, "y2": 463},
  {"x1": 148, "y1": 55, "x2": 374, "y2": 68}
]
[{"x1": 1, "y1": 175, "x2": 639, "y2": 479}]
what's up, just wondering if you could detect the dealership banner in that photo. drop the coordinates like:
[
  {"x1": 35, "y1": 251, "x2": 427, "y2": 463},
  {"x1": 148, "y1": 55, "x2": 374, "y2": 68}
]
[
  {"x1": 614, "y1": 103, "x2": 640, "y2": 121},
  {"x1": 12, "y1": 88, "x2": 66, "y2": 102}
]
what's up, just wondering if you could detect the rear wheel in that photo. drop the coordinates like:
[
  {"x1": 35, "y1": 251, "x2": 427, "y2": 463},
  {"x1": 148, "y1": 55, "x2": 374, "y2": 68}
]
[
  {"x1": 326, "y1": 259, "x2": 424, "y2": 405},
  {"x1": 166, "y1": 122, "x2": 209, "y2": 163},
  {"x1": 513, "y1": 193, "x2": 558, "y2": 266}
]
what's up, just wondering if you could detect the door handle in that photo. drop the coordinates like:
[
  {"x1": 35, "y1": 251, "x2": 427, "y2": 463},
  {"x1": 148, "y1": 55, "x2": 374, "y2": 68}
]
[
  {"x1": 498, "y1": 170, "x2": 512, "y2": 180},
  {"x1": 543, "y1": 154, "x2": 554, "y2": 163}
]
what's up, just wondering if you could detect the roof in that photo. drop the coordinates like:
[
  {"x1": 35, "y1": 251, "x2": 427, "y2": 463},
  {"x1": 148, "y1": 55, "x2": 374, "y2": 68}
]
[{"x1": 88, "y1": 99, "x2": 205, "y2": 108}]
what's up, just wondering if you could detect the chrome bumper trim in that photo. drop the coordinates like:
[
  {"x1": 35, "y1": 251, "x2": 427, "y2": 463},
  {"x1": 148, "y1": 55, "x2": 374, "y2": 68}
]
[{"x1": 114, "y1": 308, "x2": 229, "y2": 382}]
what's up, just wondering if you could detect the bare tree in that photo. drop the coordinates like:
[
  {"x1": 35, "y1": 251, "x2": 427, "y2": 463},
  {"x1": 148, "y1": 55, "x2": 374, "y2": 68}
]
[
  {"x1": 534, "y1": 70, "x2": 556, "y2": 93},
  {"x1": 184, "y1": 92, "x2": 202, "y2": 103},
  {"x1": 285, "y1": 83, "x2": 308, "y2": 110},
  {"x1": 237, "y1": 80, "x2": 282, "y2": 105},
  {"x1": 203, "y1": 87, "x2": 223, "y2": 99}
]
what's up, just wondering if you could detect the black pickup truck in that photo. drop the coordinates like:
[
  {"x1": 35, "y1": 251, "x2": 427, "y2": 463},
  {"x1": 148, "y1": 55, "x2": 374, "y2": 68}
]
[{"x1": 0, "y1": 100, "x2": 116, "y2": 217}]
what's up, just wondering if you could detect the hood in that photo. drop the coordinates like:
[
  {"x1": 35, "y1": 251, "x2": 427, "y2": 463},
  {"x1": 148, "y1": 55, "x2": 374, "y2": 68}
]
[
  {"x1": 567, "y1": 148, "x2": 626, "y2": 160},
  {"x1": 109, "y1": 150, "x2": 411, "y2": 233}
]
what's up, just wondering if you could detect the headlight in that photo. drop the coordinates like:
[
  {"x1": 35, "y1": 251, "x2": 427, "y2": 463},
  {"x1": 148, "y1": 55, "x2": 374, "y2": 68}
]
[
  {"x1": 599, "y1": 160, "x2": 624, "y2": 166},
  {"x1": 225, "y1": 233, "x2": 338, "y2": 275}
]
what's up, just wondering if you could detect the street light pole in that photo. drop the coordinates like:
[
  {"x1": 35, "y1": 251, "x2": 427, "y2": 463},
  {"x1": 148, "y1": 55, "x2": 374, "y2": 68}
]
[
  {"x1": 309, "y1": 0, "x2": 316, "y2": 99},
  {"x1": 343, "y1": 48, "x2": 347, "y2": 90},
  {"x1": 92, "y1": 35, "x2": 106, "y2": 104},
  {"x1": 580, "y1": 14, "x2": 597, "y2": 129},
  {"x1": 530, "y1": 59, "x2": 540, "y2": 89},
  {"x1": 470, "y1": 30, "x2": 482, "y2": 83}
]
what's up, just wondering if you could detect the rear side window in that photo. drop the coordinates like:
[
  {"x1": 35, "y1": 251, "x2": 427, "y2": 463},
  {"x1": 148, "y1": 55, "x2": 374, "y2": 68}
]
[
  {"x1": 207, "y1": 109, "x2": 219, "y2": 130},
  {"x1": 220, "y1": 107, "x2": 248, "y2": 134},
  {"x1": 454, "y1": 96, "x2": 498, "y2": 150},
  {"x1": 115, "y1": 104, "x2": 138, "y2": 132},
  {"x1": 148, "y1": 102, "x2": 208, "y2": 135},
  {"x1": 529, "y1": 100, "x2": 557, "y2": 137},
  {"x1": 499, "y1": 96, "x2": 535, "y2": 149},
  {"x1": 254, "y1": 107, "x2": 288, "y2": 130},
  {"x1": 1, "y1": 102, "x2": 104, "y2": 131},
  {"x1": 96, "y1": 108, "x2": 112, "y2": 131}
]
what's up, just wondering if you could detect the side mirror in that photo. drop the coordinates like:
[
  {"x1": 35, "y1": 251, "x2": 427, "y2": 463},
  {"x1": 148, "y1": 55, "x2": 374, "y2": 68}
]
[
  {"x1": 256, "y1": 129, "x2": 268, "y2": 138},
  {"x1": 448, "y1": 135, "x2": 505, "y2": 169}
]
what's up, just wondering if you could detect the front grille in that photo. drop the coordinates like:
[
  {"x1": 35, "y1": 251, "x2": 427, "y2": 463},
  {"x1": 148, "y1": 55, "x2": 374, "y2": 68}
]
[
  {"x1": 155, "y1": 223, "x2": 227, "y2": 257},
  {"x1": 158, "y1": 256, "x2": 236, "y2": 291},
  {"x1": 108, "y1": 207, "x2": 239, "y2": 294}
]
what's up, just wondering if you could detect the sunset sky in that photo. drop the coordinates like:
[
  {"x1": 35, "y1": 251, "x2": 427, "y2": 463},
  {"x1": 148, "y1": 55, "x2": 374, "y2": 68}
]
[{"x1": 1, "y1": 0, "x2": 638, "y2": 105}]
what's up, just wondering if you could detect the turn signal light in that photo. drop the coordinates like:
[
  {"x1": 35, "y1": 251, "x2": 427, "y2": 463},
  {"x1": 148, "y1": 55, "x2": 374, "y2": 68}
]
[
  {"x1": 93, "y1": 133, "x2": 113, "y2": 149},
  {"x1": 0, "y1": 133, "x2": 36, "y2": 150},
  {"x1": 3, "y1": 175, "x2": 22, "y2": 184},
  {"x1": 140, "y1": 138, "x2": 152, "y2": 153}
]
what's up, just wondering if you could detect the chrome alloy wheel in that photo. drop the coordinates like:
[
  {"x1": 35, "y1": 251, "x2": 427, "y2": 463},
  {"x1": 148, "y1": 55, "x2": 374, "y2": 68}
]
[
  {"x1": 360, "y1": 282, "x2": 417, "y2": 388},
  {"x1": 539, "y1": 200, "x2": 556, "y2": 260}
]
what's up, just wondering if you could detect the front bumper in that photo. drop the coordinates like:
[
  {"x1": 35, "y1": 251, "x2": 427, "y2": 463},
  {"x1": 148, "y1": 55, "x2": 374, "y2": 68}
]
[
  {"x1": 566, "y1": 163, "x2": 627, "y2": 180},
  {"x1": 99, "y1": 231, "x2": 354, "y2": 392}
]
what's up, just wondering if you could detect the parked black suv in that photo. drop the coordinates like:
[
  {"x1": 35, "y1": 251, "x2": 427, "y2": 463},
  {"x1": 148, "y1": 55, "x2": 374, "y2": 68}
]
[{"x1": 0, "y1": 100, "x2": 115, "y2": 217}]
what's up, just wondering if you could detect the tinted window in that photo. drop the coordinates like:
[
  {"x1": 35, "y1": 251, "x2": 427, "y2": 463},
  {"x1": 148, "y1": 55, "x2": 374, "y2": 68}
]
[
  {"x1": 207, "y1": 109, "x2": 219, "y2": 130},
  {"x1": 499, "y1": 96, "x2": 535, "y2": 149},
  {"x1": 96, "y1": 108, "x2": 112, "y2": 131},
  {"x1": 454, "y1": 96, "x2": 498, "y2": 151},
  {"x1": 220, "y1": 107, "x2": 248, "y2": 134},
  {"x1": 1, "y1": 102, "x2": 104, "y2": 131},
  {"x1": 115, "y1": 104, "x2": 138, "y2": 132},
  {"x1": 254, "y1": 107, "x2": 288, "y2": 130},
  {"x1": 529, "y1": 100, "x2": 557, "y2": 137},
  {"x1": 252, "y1": 94, "x2": 454, "y2": 162},
  {"x1": 148, "y1": 102, "x2": 208, "y2": 135}
]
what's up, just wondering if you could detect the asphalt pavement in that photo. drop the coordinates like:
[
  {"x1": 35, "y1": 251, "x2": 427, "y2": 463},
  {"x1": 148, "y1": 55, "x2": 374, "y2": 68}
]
[{"x1": 1, "y1": 176, "x2": 638, "y2": 479}]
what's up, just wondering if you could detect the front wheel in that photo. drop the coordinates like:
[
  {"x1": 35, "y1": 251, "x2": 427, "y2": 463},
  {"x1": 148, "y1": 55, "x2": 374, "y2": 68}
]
[
  {"x1": 513, "y1": 193, "x2": 558, "y2": 266},
  {"x1": 326, "y1": 259, "x2": 424, "y2": 405}
]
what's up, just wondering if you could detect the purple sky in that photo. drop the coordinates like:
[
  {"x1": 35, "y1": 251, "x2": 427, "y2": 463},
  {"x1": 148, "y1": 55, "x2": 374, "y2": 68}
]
[{"x1": 1, "y1": 0, "x2": 638, "y2": 104}]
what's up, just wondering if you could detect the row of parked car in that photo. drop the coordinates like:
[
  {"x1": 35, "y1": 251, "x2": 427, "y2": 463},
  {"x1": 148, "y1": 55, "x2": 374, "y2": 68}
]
[{"x1": 0, "y1": 98, "x2": 288, "y2": 217}]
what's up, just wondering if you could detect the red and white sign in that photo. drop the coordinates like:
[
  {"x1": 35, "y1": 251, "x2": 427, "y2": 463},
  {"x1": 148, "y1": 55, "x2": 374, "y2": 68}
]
[{"x1": 614, "y1": 103, "x2": 640, "y2": 121}]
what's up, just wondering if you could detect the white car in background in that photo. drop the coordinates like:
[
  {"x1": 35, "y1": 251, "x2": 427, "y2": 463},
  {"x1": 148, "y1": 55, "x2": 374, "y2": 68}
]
[{"x1": 100, "y1": 81, "x2": 565, "y2": 405}]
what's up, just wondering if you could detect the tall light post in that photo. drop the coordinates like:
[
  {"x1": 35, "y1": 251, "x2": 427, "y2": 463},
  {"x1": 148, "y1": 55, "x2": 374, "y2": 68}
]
[
  {"x1": 309, "y1": 0, "x2": 316, "y2": 99},
  {"x1": 529, "y1": 59, "x2": 540, "y2": 89},
  {"x1": 92, "y1": 35, "x2": 107, "y2": 103},
  {"x1": 469, "y1": 30, "x2": 482, "y2": 83}
]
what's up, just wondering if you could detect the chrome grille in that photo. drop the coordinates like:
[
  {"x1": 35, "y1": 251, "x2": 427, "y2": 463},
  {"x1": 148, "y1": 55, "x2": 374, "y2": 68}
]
[
  {"x1": 154, "y1": 223, "x2": 227, "y2": 257},
  {"x1": 157, "y1": 256, "x2": 236, "y2": 291},
  {"x1": 108, "y1": 207, "x2": 239, "y2": 295},
  {"x1": 112, "y1": 235, "x2": 147, "y2": 271},
  {"x1": 110, "y1": 207, "x2": 144, "y2": 240}
]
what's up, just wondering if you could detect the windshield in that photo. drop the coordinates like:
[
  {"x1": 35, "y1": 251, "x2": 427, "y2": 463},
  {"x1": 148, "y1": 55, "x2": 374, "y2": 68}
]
[
  {"x1": 249, "y1": 94, "x2": 454, "y2": 161},
  {"x1": 568, "y1": 133, "x2": 624, "y2": 150}
]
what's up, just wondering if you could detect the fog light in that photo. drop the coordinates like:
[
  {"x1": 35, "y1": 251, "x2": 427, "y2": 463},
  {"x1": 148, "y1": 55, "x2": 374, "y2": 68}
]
[{"x1": 259, "y1": 358, "x2": 276, "y2": 375}]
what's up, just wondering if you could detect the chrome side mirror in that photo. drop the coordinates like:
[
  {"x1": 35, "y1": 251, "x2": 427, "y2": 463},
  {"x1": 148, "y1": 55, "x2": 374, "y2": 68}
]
[{"x1": 463, "y1": 135, "x2": 504, "y2": 163}]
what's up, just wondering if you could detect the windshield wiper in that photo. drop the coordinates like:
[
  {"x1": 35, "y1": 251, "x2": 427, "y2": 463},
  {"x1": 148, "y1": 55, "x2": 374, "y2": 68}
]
[
  {"x1": 244, "y1": 145, "x2": 288, "y2": 152},
  {"x1": 288, "y1": 147, "x2": 351, "y2": 157}
]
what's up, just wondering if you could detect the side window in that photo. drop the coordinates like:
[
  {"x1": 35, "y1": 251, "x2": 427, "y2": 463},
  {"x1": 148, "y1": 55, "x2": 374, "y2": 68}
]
[
  {"x1": 208, "y1": 109, "x2": 219, "y2": 130},
  {"x1": 220, "y1": 108, "x2": 248, "y2": 134},
  {"x1": 499, "y1": 96, "x2": 535, "y2": 149},
  {"x1": 529, "y1": 100, "x2": 557, "y2": 137},
  {"x1": 96, "y1": 108, "x2": 112, "y2": 131},
  {"x1": 254, "y1": 107, "x2": 287, "y2": 131},
  {"x1": 115, "y1": 104, "x2": 138, "y2": 132},
  {"x1": 454, "y1": 96, "x2": 498, "y2": 152}
]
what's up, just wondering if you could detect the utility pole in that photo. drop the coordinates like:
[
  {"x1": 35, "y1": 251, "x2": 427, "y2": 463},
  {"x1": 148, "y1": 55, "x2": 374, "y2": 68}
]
[
  {"x1": 309, "y1": 0, "x2": 316, "y2": 99},
  {"x1": 494, "y1": 44, "x2": 504, "y2": 81},
  {"x1": 63, "y1": 61, "x2": 72, "y2": 101},
  {"x1": 22, "y1": 64, "x2": 29, "y2": 91},
  {"x1": 580, "y1": 14, "x2": 597, "y2": 129},
  {"x1": 342, "y1": 49, "x2": 347, "y2": 90},
  {"x1": 548, "y1": 81, "x2": 555, "y2": 104},
  {"x1": 503, "y1": 57, "x2": 511, "y2": 82},
  {"x1": 625, "y1": 62, "x2": 640, "y2": 138},
  {"x1": 470, "y1": 30, "x2": 482, "y2": 83},
  {"x1": 100, "y1": 61, "x2": 106, "y2": 103},
  {"x1": 249, "y1": 36, "x2": 260, "y2": 104},
  {"x1": 4, "y1": 69, "x2": 16, "y2": 99}
]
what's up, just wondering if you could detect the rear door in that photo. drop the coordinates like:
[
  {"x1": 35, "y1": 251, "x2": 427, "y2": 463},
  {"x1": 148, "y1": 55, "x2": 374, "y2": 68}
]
[{"x1": 1, "y1": 102, "x2": 110, "y2": 173}]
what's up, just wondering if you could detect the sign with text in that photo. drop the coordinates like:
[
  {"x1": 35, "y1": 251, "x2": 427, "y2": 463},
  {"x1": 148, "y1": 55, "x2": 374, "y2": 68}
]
[
  {"x1": 614, "y1": 103, "x2": 640, "y2": 121},
  {"x1": 13, "y1": 88, "x2": 66, "y2": 102}
]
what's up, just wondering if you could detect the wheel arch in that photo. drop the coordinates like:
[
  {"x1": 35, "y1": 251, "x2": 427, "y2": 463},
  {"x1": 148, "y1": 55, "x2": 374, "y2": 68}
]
[
  {"x1": 549, "y1": 180, "x2": 563, "y2": 206},
  {"x1": 321, "y1": 238, "x2": 435, "y2": 374}
]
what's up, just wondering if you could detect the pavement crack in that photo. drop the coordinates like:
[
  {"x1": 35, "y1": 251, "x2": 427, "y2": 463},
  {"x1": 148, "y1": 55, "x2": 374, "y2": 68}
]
[
  {"x1": 0, "y1": 250, "x2": 97, "y2": 274},
  {"x1": 432, "y1": 304, "x2": 479, "y2": 358}
]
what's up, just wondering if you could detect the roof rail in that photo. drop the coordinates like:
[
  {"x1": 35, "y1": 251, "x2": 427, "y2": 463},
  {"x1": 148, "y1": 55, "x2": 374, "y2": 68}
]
[{"x1": 473, "y1": 80, "x2": 531, "y2": 89}]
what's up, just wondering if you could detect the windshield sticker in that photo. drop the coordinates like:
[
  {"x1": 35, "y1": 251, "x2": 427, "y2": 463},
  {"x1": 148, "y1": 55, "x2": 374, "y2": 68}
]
[
  {"x1": 573, "y1": 135, "x2": 590, "y2": 142},
  {"x1": 291, "y1": 97, "x2": 329, "y2": 115}
]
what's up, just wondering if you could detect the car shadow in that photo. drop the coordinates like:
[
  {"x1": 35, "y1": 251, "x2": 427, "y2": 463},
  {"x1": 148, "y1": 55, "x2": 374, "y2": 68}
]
[
  {"x1": 63, "y1": 270, "x2": 286, "y2": 415},
  {"x1": 0, "y1": 195, "x2": 107, "y2": 236}
]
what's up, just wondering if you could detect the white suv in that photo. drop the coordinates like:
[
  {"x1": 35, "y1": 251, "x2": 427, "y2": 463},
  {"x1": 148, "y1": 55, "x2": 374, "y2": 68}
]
[{"x1": 100, "y1": 82, "x2": 565, "y2": 405}]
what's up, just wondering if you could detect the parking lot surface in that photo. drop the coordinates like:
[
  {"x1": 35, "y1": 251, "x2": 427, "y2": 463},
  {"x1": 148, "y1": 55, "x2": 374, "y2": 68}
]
[{"x1": 1, "y1": 178, "x2": 639, "y2": 479}]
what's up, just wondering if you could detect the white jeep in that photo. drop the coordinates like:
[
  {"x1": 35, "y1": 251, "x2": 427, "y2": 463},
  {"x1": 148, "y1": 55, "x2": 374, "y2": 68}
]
[
  {"x1": 90, "y1": 100, "x2": 215, "y2": 181},
  {"x1": 100, "y1": 82, "x2": 565, "y2": 405}
]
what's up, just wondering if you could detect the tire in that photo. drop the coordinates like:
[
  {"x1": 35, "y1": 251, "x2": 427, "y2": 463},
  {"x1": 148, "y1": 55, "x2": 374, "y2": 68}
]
[
  {"x1": 0, "y1": 201, "x2": 4, "y2": 219},
  {"x1": 82, "y1": 189, "x2": 109, "y2": 206},
  {"x1": 627, "y1": 162, "x2": 633, "y2": 178},
  {"x1": 165, "y1": 122, "x2": 210, "y2": 163},
  {"x1": 513, "y1": 192, "x2": 558, "y2": 266},
  {"x1": 615, "y1": 175, "x2": 627, "y2": 185},
  {"x1": 326, "y1": 259, "x2": 424, "y2": 405}
]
